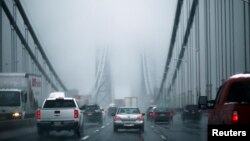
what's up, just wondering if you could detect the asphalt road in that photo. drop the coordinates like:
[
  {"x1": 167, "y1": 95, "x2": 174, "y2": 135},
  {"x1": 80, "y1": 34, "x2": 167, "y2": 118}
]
[{"x1": 1, "y1": 112, "x2": 207, "y2": 141}]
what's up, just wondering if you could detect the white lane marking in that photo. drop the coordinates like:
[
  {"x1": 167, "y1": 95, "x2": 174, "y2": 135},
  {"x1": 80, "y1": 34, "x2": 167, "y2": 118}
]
[
  {"x1": 151, "y1": 125, "x2": 154, "y2": 128},
  {"x1": 160, "y1": 135, "x2": 167, "y2": 140},
  {"x1": 95, "y1": 129, "x2": 99, "y2": 132},
  {"x1": 101, "y1": 126, "x2": 105, "y2": 128},
  {"x1": 82, "y1": 136, "x2": 89, "y2": 140}
]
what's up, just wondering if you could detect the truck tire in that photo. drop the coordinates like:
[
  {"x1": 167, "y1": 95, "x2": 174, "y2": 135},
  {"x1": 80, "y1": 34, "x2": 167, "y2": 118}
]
[
  {"x1": 75, "y1": 125, "x2": 84, "y2": 138},
  {"x1": 37, "y1": 127, "x2": 44, "y2": 137},
  {"x1": 74, "y1": 128, "x2": 80, "y2": 138}
]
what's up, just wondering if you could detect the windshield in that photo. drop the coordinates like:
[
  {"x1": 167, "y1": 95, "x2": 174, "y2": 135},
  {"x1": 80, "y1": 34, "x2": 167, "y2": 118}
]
[
  {"x1": 117, "y1": 108, "x2": 140, "y2": 114},
  {"x1": 185, "y1": 105, "x2": 199, "y2": 110},
  {"x1": 43, "y1": 99, "x2": 76, "y2": 108},
  {"x1": 0, "y1": 91, "x2": 21, "y2": 106},
  {"x1": 227, "y1": 81, "x2": 250, "y2": 103},
  {"x1": 154, "y1": 107, "x2": 171, "y2": 112},
  {"x1": 81, "y1": 105, "x2": 100, "y2": 111}
]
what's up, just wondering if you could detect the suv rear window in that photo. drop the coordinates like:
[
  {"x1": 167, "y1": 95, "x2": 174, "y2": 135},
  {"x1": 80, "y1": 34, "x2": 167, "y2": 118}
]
[
  {"x1": 186, "y1": 105, "x2": 198, "y2": 110},
  {"x1": 227, "y1": 81, "x2": 250, "y2": 103},
  {"x1": 81, "y1": 105, "x2": 100, "y2": 111},
  {"x1": 43, "y1": 99, "x2": 76, "y2": 108}
]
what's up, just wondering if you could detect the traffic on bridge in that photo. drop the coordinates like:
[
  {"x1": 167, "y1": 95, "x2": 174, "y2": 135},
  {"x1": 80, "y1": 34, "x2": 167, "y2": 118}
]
[{"x1": 0, "y1": 0, "x2": 250, "y2": 141}]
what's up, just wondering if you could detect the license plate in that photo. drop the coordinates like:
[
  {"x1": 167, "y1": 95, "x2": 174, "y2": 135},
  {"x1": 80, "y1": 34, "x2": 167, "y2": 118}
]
[
  {"x1": 54, "y1": 122, "x2": 61, "y2": 126},
  {"x1": 124, "y1": 124, "x2": 134, "y2": 127}
]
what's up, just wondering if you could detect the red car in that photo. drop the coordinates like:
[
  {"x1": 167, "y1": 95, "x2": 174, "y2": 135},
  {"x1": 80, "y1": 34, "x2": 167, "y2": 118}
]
[{"x1": 200, "y1": 73, "x2": 250, "y2": 125}]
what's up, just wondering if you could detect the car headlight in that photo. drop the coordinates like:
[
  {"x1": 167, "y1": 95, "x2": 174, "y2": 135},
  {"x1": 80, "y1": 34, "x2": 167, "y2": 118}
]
[{"x1": 12, "y1": 112, "x2": 22, "y2": 117}]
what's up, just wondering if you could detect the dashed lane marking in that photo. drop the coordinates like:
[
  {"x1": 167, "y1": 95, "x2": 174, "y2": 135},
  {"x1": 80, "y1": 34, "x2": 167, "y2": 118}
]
[
  {"x1": 95, "y1": 129, "x2": 99, "y2": 132},
  {"x1": 82, "y1": 136, "x2": 89, "y2": 140},
  {"x1": 101, "y1": 126, "x2": 105, "y2": 128},
  {"x1": 160, "y1": 135, "x2": 167, "y2": 140}
]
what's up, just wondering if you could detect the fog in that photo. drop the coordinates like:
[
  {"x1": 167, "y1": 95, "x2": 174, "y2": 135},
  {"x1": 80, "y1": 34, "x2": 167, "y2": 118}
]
[{"x1": 22, "y1": 0, "x2": 177, "y2": 98}]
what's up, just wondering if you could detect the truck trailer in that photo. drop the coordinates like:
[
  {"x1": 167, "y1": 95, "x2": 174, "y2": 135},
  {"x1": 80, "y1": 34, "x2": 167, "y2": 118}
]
[
  {"x1": 124, "y1": 97, "x2": 138, "y2": 107},
  {"x1": 0, "y1": 73, "x2": 43, "y2": 120}
]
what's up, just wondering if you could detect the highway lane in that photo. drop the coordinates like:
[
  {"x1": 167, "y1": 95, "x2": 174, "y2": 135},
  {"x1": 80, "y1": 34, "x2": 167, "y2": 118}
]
[{"x1": 1, "y1": 112, "x2": 207, "y2": 141}]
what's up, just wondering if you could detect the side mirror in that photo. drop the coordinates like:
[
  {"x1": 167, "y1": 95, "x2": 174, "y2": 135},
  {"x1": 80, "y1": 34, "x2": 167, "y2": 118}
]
[
  {"x1": 22, "y1": 91, "x2": 27, "y2": 103},
  {"x1": 198, "y1": 96, "x2": 208, "y2": 109}
]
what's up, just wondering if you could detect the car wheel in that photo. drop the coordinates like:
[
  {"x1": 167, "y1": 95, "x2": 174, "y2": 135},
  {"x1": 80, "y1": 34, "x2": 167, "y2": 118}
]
[
  {"x1": 113, "y1": 126, "x2": 118, "y2": 132},
  {"x1": 37, "y1": 127, "x2": 44, "y2": 137},
  {"x1": 75, "y1": 126, "x2": 83, "y2": 138},
  {"x1": 140, "y1": 126, "x2": 144, "y2": 133},
  {"x1": 99, "y1": 119, "x2": 103, "y2": 125},
  {"x1": 182, "y1": 116, "x2": 185, "y2": 123}
]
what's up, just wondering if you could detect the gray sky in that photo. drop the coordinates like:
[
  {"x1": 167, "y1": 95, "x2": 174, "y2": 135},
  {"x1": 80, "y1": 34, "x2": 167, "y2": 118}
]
[{"x1": 22, "y1": 0, "x2": 177, "y2": 98}]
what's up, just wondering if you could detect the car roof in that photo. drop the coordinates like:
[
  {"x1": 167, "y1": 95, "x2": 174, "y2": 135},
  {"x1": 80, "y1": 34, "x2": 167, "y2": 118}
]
[
  {"x1": 229, "y1": 73, "x2": 250, "y2": 79},
  {"x1": 46, "y1": 97, "x2": 74, "y2": 100},
  {"x1": 118, "y1": 107, "x2": 139, "y2": 109}
]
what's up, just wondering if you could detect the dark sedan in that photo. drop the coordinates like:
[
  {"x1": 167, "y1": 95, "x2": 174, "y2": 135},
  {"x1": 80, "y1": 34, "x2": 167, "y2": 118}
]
[
  {"x1": 182, "y1": 104, "x2": 202, "y2": 122},
  {"x1": 151, "y1": 107, "x2": 174, "y2": 123}
]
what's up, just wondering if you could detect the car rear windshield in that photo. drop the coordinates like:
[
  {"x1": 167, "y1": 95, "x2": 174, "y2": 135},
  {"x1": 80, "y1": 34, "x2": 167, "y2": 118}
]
[
  {"x1": 43, "y1": 99, "x2": 76, "y2": 108},
  {"x1": 108, "y1": 107, "x2": 117, "y2": 112},
  {"x1": 154, "y1": 107, "x2": 171, "y2": 112},
  {"x1": 186, "y1": 105, "x2": 198, "y2": 110},
  {"x1": 227, "y1": 81, "x2": 250, "y2": 103},
  {"x1": 117, "y1": 108, "x2": 140, "y2": 114},
  {"x1": 82, "y1": 105, "x2": 100, "y2": 111}
]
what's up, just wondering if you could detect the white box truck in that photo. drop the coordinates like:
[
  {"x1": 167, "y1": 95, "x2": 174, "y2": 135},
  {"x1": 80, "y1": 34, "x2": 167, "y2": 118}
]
[
  {"x1": 0, "y1": 73, "x2": 43, "y2": 120},
  {"x1": 124, "y1": 97, "x2": 138, "y2": 107}
]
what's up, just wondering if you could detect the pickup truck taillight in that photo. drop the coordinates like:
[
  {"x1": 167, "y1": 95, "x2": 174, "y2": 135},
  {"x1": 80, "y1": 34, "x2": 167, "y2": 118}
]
[
  {"x1": 74, "y1": 109, "x2": 79, "y2": 118},
  {"x1": 232, "y1": 111, "x2": 239, "y2": 123},
  {"x1": 37, "y1": 110, "x2": 41, "y2": 120}
]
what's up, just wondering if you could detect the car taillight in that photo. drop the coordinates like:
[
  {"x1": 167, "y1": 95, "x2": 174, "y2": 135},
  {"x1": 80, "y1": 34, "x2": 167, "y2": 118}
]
[
  {"x1": 169, "y1": 112, "x2": 173, "y2": 117},
  {"x1": 152, "y1": 112, "x2": 157, "y2": 117},
  {"x1": 115, "y1": 115, "x2": 121, "y2": 120},
  {"x1": 37, "y1": 110, "x2": 41, "y2": 120},
  {"x1": 232, "y1": 111, "x2": 238, "y2": 123},
  {"x1": 74, "y1": 109, "x2": 79, "y2": 118},
  {"x1": 137, "y1": 114, "x2": 143, "y2": 120}
]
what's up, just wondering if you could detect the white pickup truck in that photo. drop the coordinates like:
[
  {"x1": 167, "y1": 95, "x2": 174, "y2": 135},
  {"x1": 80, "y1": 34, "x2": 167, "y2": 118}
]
[{"x1": 36, "y1": 92, "x2": 84, "y2": 137}]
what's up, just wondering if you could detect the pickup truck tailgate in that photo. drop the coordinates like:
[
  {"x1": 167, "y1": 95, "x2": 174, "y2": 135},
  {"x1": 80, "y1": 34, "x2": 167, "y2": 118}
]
[{"x1": 40, "y1": 108, "x2": 76, "y2": 121}]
